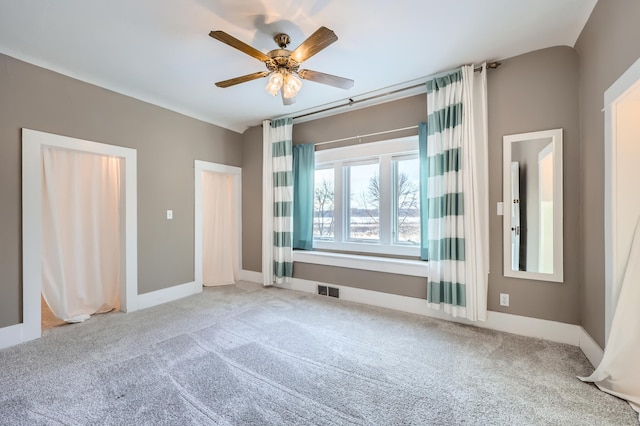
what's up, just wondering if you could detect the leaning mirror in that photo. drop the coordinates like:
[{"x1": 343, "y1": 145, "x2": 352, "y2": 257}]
[{"x1": 503, "y1": 128, "x2": 563, "y2": 282}]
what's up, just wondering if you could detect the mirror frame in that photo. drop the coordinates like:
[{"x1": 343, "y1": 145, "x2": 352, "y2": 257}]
[{"x1": 503, "y1": 128, "x2": 563, "y2": 282}]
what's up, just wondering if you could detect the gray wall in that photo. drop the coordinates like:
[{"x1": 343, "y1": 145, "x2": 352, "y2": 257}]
[
  {"x1": 242, "y1": 46, "x2": 582, "y2": 323},
  {"x1": 241, "y1": 125, "x2": 264, "y2": 273},
  {"x1": 575, "y1": 0, "x2": 640, "y2": 347},
  {"x1": 488, "y1": 46, "x2": 580, "y2": 324},
  {"x1": 0, "y1": 54, "x2": 241, "y2": 328}
]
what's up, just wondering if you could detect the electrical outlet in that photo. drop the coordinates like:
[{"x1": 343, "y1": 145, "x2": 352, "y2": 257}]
[
  {"x1": 166, "y1": 210, "x2": 173, "y2": 220},
  {"x1": 499, "y1": 293, "x2": 510, "y2": 307}
]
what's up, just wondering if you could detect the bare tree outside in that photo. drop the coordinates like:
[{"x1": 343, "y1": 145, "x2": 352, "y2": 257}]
[
  {"x1": 357, "y1": 171, "x2": 420, "y2": 243},
  {"x1": 313, "y1": 178, "x2": 334, "y2": 238},
  {"x1": 395, "y1": 172, "x2": 420, "y2": 243}
]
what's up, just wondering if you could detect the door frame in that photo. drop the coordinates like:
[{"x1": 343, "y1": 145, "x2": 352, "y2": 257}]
[
  {"x1": 22, "y1": 129, "x2": 138, "y2": 342},
  {"x1": 194, "y1": 160, "x2": 242, "y2": 287},
  {"x1": 604, "y1": 57, "x2": 640, "y2": 344}
]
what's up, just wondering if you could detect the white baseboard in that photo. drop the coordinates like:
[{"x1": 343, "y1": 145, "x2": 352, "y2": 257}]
[
  {"x1": 238, "y1": 269, "x2": 263, "y2": 284},
  {"x1": 0, "y1": 323, "x2": 24, "y2": 350},
  {"x1": 578, "y1": 326, "x2": 604, "y2": 368},
  {"x1": 135, "y1": 281, "x2": 201, "y2": 311},
  {"x1": 3, "y1": 274, "x2": 604, "y2": 370},
  {"x1": 277, "y1": 278, "x2": 586, "y2": 349}
]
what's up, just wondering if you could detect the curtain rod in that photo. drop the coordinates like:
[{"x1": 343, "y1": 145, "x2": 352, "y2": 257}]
[
  {"x1": 314, "y1": 125, "x2": 419, "y2": 147},
  {"x1": 293, "y1": 61, "x2": 501, "y2": 121}
]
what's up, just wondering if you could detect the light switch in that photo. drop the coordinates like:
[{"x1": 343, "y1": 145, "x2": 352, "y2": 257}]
[
  {"x1": 497, "y1": 202, "x2": 504, "y2": 216},
  {"x1": 166, "y1": 210, "x2": 173, "y2": 220}
]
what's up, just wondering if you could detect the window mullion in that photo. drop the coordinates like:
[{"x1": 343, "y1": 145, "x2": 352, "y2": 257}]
[{"x1": 334, "y1": 161, "x2": 344, "y2": 243}]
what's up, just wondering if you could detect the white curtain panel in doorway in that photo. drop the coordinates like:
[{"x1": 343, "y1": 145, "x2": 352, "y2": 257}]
[
  {"x1": 580, "y1": 218, "x2": 640, "y2": 418},
  {"x1": 202, "y1": 170, "x2": 237, "y2": 286},
  {"x1": 41, "y1": 148, "x2": 122, "y2": 322}
]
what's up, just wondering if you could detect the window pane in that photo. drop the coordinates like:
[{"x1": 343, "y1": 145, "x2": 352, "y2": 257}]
[
  {"x1": 395, "y1": 157, "x2": 420, "y2": 245},
  {"x1": 348, "y1": 162, "x2": 379, "y2": 241},
  {"x1": 313, "y1": 168, "x2": 334, "y2": 240}
]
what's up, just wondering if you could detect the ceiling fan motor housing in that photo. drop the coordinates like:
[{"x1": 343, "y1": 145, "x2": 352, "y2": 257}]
[{"x1": 265, "y1": 48, "x2": 300, "y2": 73}]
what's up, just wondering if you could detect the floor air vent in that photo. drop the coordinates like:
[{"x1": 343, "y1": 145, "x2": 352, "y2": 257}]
[{"x1": 317, "y1": 285, "x2": 339, "y2": 298}]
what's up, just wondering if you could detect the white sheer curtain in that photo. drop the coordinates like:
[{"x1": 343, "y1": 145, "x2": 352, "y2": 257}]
[
  {"x1": 202, "y1": 170, "x2": 237, "y2": 286},
  {"x1": 580, "y1": 219, "x2": 640, "y2": 419},
  {"x1": 461, "y1": 63, "x2": 489, "y2": 321},
  {"x1": 41, "y1": 148, "x2": 122, "y2": 323}
]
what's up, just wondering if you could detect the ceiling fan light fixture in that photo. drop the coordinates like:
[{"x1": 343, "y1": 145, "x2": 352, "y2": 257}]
[
  {"x1": 282, "y1": 73, "x2": 302, "y2": 99},
  {"x1": 265, "y1": 72, "x2": 284, "y2": 96},
  {"x1": 211, "y1": 27, "x2": 353, "y2": 104}
]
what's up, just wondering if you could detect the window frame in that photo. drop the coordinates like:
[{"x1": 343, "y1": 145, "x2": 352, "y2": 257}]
[{"x1": 312, "y1": 136, "x2": 420, "y2": 257}]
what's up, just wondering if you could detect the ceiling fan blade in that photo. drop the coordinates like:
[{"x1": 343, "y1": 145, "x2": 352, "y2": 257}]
[
  {"x1": 281, "y1": 87, "x2": 296, "y2": 105},
  {"x1": 209, "y1": 31, "x2": 270, "y2": 62},
  {"x1": 215, "y1": 71, "x2": 269, "y2": 88},
  {"x1": 291, "y1": 27, "x2": 338, "y2": 63},
  {"x1": 298, "y1": 69, "x2": 354, "y2": 89}
]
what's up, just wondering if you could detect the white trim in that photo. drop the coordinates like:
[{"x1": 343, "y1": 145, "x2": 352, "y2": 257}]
[
  {"x1": 311, "y1": 241, "x2": 420, "y2": 257},
  {"x1": 315, "y1": 136, "x2": 418, "y2": 163},
  {"x1": 135, "y1": 281, "x2": 201, "y2": 311},
  {"x1": 293, "y1": 251, "x2": 428, "y2": 277},
  {"x1": 194, "y1": 160, "x2": 242, "y2": 288},
  {"x1": 578, "y1": 326, "x2": 604, "y2": 368},
  {"x1": 0, "y1": 324, "x2": 24, "y2": 350},
  {"x1": 604, "y1": 57, "x2": 640, "y2": 344},
  {"x1": 278, "y1": 278, "x2": 584, "y2": 347},
  {"x1": 21, "y1": 129, "x2": 138, "y2": 342},
  {"x1": 238, "y1": 270, "x2": 264, "y2": 283}
]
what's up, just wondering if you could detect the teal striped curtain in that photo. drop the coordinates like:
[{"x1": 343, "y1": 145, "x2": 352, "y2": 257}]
[
  {"x1": 292, "y1": 144, "x2": 315, "y2": 250},
  {"x1": 420, "y1": 65, "x2": 489, "y2": 322},
  {"x1": 422, "y1": 69, "x2": 467, "y2": 316},
  {"x1": 271, "y1": 118, "x2": 293, "y2": 283}
]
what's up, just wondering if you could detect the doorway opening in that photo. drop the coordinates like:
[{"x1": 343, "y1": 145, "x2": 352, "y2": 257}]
[
  {"x1": 22, "y1": 129, "x2": 138, "y2": 342},
  {"x1": 194, "y1": 160, "x2": 242, "y2": 288},
  {"x1": 39, "y1": 147, "x2": 124, "y2": 331},
  {"x1": 604, "y1": 58, "x2": 640, "y2": 344}
]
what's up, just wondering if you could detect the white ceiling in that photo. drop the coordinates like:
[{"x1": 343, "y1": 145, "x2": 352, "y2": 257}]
[{"x1": 0, "y1": 0, "x2": 597, "y2": 133}]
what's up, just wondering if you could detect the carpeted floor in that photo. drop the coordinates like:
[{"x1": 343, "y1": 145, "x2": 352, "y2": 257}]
[{"x1": 0, "y1": 282, "x2": 637, "y2": 425}]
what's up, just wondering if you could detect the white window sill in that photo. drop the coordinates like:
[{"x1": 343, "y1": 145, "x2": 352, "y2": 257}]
[
  {"x1": 312, "y1": 240, "x2": 420, "y2": 257},
  {"x1": 293, "y1": 250, "x2": 429, "y2": 277}
]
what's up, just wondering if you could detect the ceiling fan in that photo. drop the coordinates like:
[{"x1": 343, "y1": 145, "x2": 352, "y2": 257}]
[{"x1": 209, "y1": 27, "x2": 354, "y2": 105}]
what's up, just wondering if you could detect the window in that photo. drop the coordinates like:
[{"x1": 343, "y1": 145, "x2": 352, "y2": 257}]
[
  {"x1": 347, "y1": 160, "x2": 380, "y2": 241},
  {"x1": 313, "y1": 167, "x2": 335, "y2": 240},
  {"x1": 393, "y1": 155, "x2": 420, "y2": 245},
  {"x1": 313, "y1": 137, "x2": 420, "y2": 256}
]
